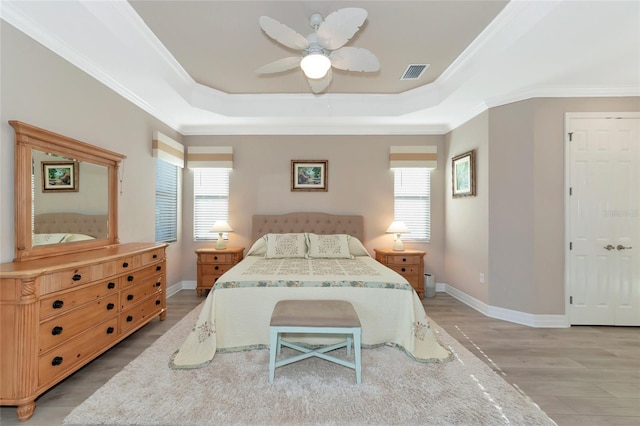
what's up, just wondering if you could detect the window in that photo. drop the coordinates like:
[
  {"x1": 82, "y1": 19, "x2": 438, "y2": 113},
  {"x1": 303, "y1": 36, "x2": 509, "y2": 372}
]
[
  {"x1": 393, "y1": 168, "x2": 430, "y2": 241},
  {"x1": 155, "y1": 159, "x2": 178, "y2": 243},
  {"x1": 193, "y1": 168, "x2": 230, "y2": 240}
]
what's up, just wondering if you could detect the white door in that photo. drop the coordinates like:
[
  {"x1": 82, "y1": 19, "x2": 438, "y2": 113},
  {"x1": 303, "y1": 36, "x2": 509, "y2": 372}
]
[{"x1": 567, "y1": 113, "x2": 640, "y2": 326}]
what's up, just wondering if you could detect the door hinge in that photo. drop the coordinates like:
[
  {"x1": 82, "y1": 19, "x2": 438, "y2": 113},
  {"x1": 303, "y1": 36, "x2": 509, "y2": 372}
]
[
  {"x1": 570, "y1": 242, "x2": 573, "y2": 250},
  {"x1": 570, "y1": 296, "x2": 573, "y2": 304},
  {"x1": 569, "y1": 187, "x2": 572, "y2": 196},
  {"x1": 568, "y1": 132, "x2": 573, "y2": 142}
]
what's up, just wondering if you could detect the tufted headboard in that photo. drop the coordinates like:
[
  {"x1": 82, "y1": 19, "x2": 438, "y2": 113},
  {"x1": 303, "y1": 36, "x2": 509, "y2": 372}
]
[
  {"x1": 251, "y1": 212, "x2": 364, "y2": 243},
  {"x1": 34, "y1": 213, "x2": 109, "y2": 239}
]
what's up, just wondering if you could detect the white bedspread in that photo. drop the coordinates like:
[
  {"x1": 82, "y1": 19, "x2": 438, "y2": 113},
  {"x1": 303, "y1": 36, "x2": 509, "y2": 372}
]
[{"x1": 170, "y1": 256, "x2": 452, "y2": 369}]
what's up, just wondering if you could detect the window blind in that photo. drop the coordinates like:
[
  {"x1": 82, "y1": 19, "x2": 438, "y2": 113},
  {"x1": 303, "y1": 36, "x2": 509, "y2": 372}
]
[
  {"x1": 193, "y1": 168, "x2": 230, "y2": 240},
  {"x1": 155, "y1": 159, "x2": 178, "y2": 243},
  {"x1": 393, "y1": 168, "x2": 430, "y2": 241}
]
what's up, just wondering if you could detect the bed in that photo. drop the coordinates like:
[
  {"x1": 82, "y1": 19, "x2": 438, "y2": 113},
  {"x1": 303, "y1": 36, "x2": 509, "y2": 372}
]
[
  {"x1": 32, "y1": 213, "x2": 106, "y2": 245},
  {"x1": 170, "y1": 212, "x2": 452, "y2": 369}
]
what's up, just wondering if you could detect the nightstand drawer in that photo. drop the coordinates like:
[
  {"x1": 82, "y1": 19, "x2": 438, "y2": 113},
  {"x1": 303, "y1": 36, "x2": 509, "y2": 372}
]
[
  {"x1": 385, "y1": 255, "x2": 421, "y2": 265},
  {"x1": 200, "y1": 253, "x2": 236, "y2": 263},
  {"x1": 388, "y1": 265, "x2": 420, "y2": 275},
  {"x1": 201, "y1": 263, "x2": 234, "y2": 275}
]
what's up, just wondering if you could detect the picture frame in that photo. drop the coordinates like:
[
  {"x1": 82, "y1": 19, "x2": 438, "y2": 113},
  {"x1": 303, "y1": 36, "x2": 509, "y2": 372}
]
[
  {"x1": 452, "y1": 150, "x2": 475, "y2": 198},
  {"x1": 291, "y1": 160, "x2": 328, "y2": 192},
  {"x1": 42, "y1": 161, "x2": 79, "y2": 192}
]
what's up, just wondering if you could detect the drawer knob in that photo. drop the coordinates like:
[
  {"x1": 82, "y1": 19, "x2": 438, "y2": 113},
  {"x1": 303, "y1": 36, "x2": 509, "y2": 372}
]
[
  {"x1": 106, "y1": 326, "x2": 115, "y2": 334},
  {"x1": 107, "y1": 282, "x2": 116, "y2": 289},
  {"x1": 401, "y1": 267, "x2": 406, "y2": 272},
  {"x1": 51, "y1": 356, "x2": 63, "y2": 366},
  {"x1": 107, "y1": 303, "x2": 115, "y2": 310},
  {"x1": 156, "y1": 265, "x2": 162, "y2": 271},
  {"x1": 214, "y1": 266, "x2": 219, "y2": 270},
  {"x1": 155, "y1": 299, "x2": 161, "y2": 306},
  {"x1": 72, "y1": 274, "x2": 82, "y2": 281},
  {"x1": 127, "y1": 294, "x2": 134, "y2": 301},
  {"x1": 122, "y1": 262, "x2": 129, "y2": 268},
  {"x1": 51, "y1": 326, "x2": 63, "y2": 336},
  {"x1": 127, "y1": 275, "x2": 134, "y2": 282},
  {"x1": 214, "y1": 256, "x2": 218, "y2": 260},
  {"x1": 52, "y1": 300, "x2": 64, "y2": 309},
  {"x1": 402, "y1": 258, "x2": 407, "y2": 262},
  {"x1": 153, "y1": 254, "x2": 158, "y2": 259},
  {"x1": 126, "y1": 315, "x2": 133, "y2": 322},
  {"x1": 155, "y1": 281, "x2": 161, "y2": 287}
]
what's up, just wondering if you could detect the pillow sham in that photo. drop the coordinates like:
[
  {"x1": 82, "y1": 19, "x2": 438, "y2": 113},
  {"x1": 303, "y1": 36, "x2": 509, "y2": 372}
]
[
  {"x1": 265, "y1": 233, "x2": 307, "y2": 258},
  {"x1": 62, "y1": 233, "x2": 95, "y2": 243},
  {"x1": 306, "y1": 233, "x2": 353, "y2": 259},
  {"x1": 348, "y1": 236, "x2": 370, "y2": 257},
  {"x1": 246, "y1": 236, "x2": 267, "y2": 256}
]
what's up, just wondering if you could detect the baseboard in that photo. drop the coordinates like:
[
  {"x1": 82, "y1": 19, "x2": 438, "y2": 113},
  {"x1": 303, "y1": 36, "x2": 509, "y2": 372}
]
[
  {"x1": 441, "y1": 283, "x2": 569, "y2": 328},
  {"x1": 166, "y1": 280, "x2": 196, "y2": 298}
]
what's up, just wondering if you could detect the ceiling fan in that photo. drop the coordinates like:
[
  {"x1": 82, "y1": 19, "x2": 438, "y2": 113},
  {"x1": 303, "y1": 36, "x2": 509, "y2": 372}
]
[{"x1": 256, "y1": 7, "x2": 380, "y2": 94}]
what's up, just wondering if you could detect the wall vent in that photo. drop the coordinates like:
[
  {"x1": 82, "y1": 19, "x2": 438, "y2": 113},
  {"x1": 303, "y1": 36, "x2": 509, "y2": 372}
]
[{"x1": 400, "y1": 64, "x2": 429, "y2": 80}]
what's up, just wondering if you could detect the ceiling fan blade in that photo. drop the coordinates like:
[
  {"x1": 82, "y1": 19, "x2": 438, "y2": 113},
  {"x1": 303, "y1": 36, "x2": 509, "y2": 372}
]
[
  {"x1": 316, "y1": 8, "x2": 368, "y2": 50},
  {"x1": 259, "y1": 16, "x2": 309, "y2": 50},
  {"x1": 329, "y1": 47, "x2": 380, "y2": 72},
  {"x1": 256, "y1": 57, "x2": 301, "y2": 74},
  {"x1": 307, "y1": 69, "x2": 333, "y2": 94}
]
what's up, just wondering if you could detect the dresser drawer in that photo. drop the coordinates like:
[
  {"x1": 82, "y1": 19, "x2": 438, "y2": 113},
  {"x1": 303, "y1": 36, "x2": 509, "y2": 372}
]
[
  {"x1": 115, "y1": 255, "x2": 142, "y2": 274},
  {"x1": 141, "y1": 248, "x2": 165, "y2": 265},
  {"x1": 120, "y1": 263, "x2": 164, "y2": 290},
  {"x1": 39, "y1": 265, "x2": 95, "y2": 294},
  {"x1": 40, "y1": 278, "x2": 119, "y2": 320},
  {"x1": 120, "y1": 278, "x2": 163, "y2": 310},
  {"x1": 39, "y1": 293, "x2": 119, "y2": 352},
  {"x1": 38, "y1": 317, "x2": 119, "y2": 386},
  {"x1": 384, "y1": 254, "x2": 421, "y2": 265},
  {"x1": 119, "y1": 295, "x2": 163, "y2": 334}
]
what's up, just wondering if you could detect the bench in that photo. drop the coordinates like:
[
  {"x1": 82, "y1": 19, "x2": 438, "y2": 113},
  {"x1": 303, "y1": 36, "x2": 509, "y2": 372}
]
[{"x1": 269, "y1": 300, "x2": 362, "y2": 384}]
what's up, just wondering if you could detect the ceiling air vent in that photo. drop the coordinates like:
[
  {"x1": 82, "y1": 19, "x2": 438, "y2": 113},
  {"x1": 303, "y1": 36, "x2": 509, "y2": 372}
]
[{"x1": 400, "y1": 64, "x2": 429, "y2": 80}]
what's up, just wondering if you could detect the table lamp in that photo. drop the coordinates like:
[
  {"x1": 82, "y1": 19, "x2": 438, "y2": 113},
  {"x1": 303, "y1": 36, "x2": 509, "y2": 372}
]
[
  {"x1": 210, "y1": 220, "x2": 233, "y2": 249},
  {"x1": 386, "y1": 221, "x2": 410, "y2": 251}
]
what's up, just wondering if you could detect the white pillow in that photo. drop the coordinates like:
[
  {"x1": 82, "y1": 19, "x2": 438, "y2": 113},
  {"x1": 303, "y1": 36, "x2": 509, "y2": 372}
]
[
  {"x1": 265, "y1": 233, "x2": 307, "y2": 258},
  {"x1": 348, "y1": 236, "x2": 370, "y2": 257},
  {"x1": 62, "y1": 233, "x2": 95, "y2": 243},
  {"x1": 246, "y1": 236, "x2": 267, "y2": 256},
  {"x1": 306, "y1": 233, "x2": 353, "y2": 259}
]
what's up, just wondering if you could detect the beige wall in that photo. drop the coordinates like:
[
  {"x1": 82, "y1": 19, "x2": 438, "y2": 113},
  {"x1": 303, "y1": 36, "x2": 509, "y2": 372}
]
[
  {"x1": 445, "y1": 97, "x2": 640, "y2": 315},
  {"x1": 180, "y1": 135, "x2": 446, "y2": 282},
  {"x1": 0, "y1": 22, "x2": 186, "y2": 286},
  {"x1": 444, "y1": 112, "x2": 490, "y2": 303}
]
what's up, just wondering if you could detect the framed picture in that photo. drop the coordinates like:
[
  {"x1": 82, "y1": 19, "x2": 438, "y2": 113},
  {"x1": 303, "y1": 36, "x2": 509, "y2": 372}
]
[
  {"x1": 291, "y1": 160, "x2": 328, "y2": 192},
  {"x1": 452, "y1": 150, "x2": 475, "y2": 197},
  {"x1": 42, "y1": 161, "x2": 79, "y2": 192}
]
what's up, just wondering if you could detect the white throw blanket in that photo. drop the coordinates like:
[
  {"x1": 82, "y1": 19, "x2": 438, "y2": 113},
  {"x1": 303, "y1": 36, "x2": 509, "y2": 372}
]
[{"x1": 170, "y1": 256, "x2": 452, "y2": 369}]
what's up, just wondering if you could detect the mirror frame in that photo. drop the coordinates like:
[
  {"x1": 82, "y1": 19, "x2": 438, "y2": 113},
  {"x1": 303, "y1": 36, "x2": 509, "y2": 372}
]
[{"x1": 10, "y1": 121, "x2": 126, "y2": 262}]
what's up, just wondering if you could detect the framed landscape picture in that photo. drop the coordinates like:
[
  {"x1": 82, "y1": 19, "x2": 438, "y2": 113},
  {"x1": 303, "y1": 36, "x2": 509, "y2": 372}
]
[
  {"x1": 291, "y1": 160, "x2": 328, "y2": 192},
  {"x1": 42, "y1": 161, "x2": 79, "y2": 192},
  {"x1": 452, "y1": 150, "x2": 475, "y2": 198}
]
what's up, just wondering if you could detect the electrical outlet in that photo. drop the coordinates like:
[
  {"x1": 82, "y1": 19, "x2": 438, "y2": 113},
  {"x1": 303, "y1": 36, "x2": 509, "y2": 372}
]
[{"x1": 479, "y1": 273, "x2": 485, "y2": 284}]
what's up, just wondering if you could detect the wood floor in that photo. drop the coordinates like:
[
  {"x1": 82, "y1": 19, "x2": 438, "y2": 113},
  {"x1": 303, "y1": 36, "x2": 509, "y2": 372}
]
[{"x1": 1, "y1": 291, "x2": 638, "y2": 425}]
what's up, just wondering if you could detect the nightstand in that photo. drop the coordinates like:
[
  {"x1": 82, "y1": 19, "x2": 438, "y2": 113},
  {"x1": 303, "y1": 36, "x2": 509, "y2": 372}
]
[
  {"x1": 195, "y1": 247, "x2": 244, "y2": 296},
  {"x1": 374, "y1": 248, "x2": 425, "y2": 298}
]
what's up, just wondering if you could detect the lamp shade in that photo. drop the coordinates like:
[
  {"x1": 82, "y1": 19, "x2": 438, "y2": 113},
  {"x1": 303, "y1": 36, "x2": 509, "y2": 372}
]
[
  {"x1": 210, "y1": 221, "x2": 233, "y2": 233},
  {"x1": 300, "y1": 53, "x2": 331, "y2": 79},
  {"x1": 386, "y1": 221, "x2": 410, "y2": 234}
]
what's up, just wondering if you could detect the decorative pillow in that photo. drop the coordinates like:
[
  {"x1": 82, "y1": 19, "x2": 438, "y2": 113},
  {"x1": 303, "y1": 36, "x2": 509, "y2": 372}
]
[
  {"x1": 306, "y1": 233, "x2": 353, "y2": 259},
  {"x1": 246, "y1": 236, "x2": 267, "y2": 256},
  {"x1": 348, "y1": 236, "x2": 370, "y2": 257},
  {"x1": 265, "y1": 233, "x2": 307, "y2": 258}
]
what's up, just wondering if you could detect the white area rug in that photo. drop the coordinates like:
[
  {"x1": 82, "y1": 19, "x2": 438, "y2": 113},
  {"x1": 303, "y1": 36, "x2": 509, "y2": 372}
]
[{"x1": 63, "y1": 303, "x2": 554, "y2": 425}]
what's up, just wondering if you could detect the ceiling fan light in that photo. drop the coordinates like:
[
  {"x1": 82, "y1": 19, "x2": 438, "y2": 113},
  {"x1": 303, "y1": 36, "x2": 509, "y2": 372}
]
[{"x1": 300, "y1": 53, "x2": 331, "y2": 79}]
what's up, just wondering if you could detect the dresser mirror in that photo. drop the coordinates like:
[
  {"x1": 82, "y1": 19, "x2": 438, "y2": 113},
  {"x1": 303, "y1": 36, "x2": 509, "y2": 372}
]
[{"x1": 10, "y1": 121, "x2": 126, "y2": 261}]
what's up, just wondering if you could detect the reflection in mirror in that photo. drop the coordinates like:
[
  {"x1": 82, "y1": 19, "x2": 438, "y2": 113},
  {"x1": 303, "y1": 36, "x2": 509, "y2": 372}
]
[{"x1": 31, "y1": 149, "x2": 109, "y2": 246}]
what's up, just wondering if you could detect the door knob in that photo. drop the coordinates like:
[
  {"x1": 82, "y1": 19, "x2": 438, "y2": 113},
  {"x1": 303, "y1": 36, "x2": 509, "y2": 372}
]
[
  {"x1": 604, "y1": 244, "x2": 615, "y2": 250},
  {"x1": 616, "y1": 245, "x2": 632, "y2": 251}
]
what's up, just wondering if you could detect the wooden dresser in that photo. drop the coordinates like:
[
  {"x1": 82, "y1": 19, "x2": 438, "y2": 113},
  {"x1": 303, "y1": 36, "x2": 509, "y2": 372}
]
[
  {"x1": 195, "y1": 247, "x2": 244, "y2": 296},
  {"x1": 374, "y1": 248, "x2": 426, "y2": 298},
  {"x1": 0, "y1": 242, "x2": 167, "y2": 421}
]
